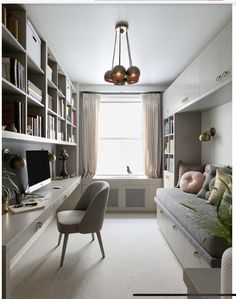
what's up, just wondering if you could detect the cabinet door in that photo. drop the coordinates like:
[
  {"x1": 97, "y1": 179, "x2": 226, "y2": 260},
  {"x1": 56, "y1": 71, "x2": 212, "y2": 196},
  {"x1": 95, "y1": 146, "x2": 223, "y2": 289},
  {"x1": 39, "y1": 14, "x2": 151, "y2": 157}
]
[
  {"x1": 200, "y1": 23, "x2": 232, "y2": 95},
  {"x1": 184, "y1": 60, "x2": 200, "y2": 103},
  {"x1": 163, "y1": 86, "x2": 172, "y2": 118},
  {"x1": 217, "y1": 23, "x2": 232, "y2": 84}
]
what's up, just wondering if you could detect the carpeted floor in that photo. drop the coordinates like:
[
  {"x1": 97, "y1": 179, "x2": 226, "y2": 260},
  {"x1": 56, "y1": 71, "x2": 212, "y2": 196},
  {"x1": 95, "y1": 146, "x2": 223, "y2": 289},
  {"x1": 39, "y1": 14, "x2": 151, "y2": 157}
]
[{"x1": 11, "y1": 214, "x2": 187, "y2": 299}]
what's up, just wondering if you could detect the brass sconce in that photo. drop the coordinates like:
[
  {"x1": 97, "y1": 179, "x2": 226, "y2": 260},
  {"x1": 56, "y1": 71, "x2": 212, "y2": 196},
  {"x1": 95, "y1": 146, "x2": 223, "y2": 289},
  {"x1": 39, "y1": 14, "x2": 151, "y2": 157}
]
[
  {"x1": 199, "y1": 128, "x2": 216, "y2": 142},
  {"x1": 2, "y1": 148, "x2": 26, "y2": 169}
]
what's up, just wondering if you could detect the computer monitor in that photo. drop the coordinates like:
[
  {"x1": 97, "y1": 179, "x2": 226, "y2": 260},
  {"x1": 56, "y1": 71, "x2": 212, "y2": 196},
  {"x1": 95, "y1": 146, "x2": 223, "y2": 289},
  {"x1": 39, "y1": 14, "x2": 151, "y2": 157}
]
[{"x1": 25, "y1": 150, "x2": 51, "y2": 194}]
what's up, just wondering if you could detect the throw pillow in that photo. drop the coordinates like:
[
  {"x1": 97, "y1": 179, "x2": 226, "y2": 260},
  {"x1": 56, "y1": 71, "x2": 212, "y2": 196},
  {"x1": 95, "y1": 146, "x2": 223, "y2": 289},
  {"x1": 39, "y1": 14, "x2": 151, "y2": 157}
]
[
  {"x1": 197, "y1": 164, "x2": 232, "y2": 199},
  {"x1": 180, "y1": 171, "x2": 205, "y2": 194},
  {"x1": 204, "y1": 177, "x2": 216, "y2": 200},
  {"x1": 176, "y1": 161, "x2": 205, "y2": 187},
  {"x1": 207, "y1": 170, "x2": 232, "y2": 205}
]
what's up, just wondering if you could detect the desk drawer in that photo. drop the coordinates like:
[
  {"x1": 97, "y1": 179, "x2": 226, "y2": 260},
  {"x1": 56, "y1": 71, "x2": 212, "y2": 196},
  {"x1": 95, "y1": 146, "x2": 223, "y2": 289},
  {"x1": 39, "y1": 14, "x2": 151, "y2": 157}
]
[{"x1": 9, "y1": 206, "x2": 53, "y2": 258}]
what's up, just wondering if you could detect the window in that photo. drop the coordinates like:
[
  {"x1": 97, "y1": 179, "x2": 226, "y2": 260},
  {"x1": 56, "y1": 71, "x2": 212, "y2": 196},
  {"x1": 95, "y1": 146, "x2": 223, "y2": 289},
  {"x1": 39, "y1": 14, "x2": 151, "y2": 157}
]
[{"x1": 96, "y1": 95, "x2": 144, "y2": 176}]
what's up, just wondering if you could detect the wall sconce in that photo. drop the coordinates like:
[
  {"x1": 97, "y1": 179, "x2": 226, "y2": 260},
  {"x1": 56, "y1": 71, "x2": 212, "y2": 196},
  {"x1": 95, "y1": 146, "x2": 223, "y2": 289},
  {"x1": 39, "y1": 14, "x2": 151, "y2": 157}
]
[
  {"x1": 199, "y1": 128, "x2": 216, "y2": 142},
  {"x1": 2, "y1": 148, "x2": 26, "y2": 169}
]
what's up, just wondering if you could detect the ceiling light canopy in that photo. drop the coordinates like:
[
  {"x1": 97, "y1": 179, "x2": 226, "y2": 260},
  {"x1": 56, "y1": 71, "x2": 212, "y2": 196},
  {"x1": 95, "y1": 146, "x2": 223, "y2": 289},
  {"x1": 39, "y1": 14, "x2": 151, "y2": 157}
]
[{"x1": 104, "y1": 22, "x2": 140, "y2": 85}]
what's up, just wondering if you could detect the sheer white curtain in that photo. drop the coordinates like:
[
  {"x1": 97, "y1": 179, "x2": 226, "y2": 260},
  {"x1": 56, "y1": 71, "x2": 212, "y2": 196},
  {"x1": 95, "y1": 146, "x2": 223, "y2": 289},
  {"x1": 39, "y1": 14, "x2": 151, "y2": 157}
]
[
  {"x1": 141, "y1": 93, "x2": 162, "y2": 178},
  {"x1": 82, "y1": 93, "x2": 100, "y2": 178}
]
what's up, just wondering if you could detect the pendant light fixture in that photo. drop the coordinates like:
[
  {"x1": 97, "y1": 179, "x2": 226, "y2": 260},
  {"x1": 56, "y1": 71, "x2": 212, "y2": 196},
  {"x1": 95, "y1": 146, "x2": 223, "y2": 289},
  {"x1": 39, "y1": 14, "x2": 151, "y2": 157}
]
[{"x1": 104, "y1": 22, "x2": 140, "y2": 85}]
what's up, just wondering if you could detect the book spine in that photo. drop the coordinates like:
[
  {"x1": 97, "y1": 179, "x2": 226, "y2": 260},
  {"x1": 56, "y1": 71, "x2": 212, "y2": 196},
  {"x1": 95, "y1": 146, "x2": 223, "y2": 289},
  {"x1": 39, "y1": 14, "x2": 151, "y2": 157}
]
[
  {"x1": 27, "y1": 80, "x2": 42, "y2": 96},
  {"x1": 28, "y1": 89, "x2": 43, "y2": 101}
]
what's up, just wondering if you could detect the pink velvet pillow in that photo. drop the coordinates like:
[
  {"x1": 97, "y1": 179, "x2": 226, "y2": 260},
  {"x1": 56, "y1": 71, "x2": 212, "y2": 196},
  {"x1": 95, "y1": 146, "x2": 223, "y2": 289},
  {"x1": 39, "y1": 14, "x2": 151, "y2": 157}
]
[{"x1": 180, "y1": 171, "x2": 205, "y2": 194}]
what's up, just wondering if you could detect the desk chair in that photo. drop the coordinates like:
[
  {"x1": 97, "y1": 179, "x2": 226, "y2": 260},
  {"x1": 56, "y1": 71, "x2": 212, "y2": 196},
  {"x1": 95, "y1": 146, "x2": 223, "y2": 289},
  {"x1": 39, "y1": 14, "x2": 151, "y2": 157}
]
[{"x1": 56, "y1": 181, "x2": 110, "y2": 267}]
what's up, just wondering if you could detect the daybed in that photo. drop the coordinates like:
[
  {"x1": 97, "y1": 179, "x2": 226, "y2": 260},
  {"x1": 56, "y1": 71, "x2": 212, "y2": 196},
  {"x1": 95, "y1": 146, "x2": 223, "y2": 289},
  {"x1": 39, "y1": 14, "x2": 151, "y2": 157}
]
[{"x1": 154, "y1": 188, "x2": 229, "y2": 268}]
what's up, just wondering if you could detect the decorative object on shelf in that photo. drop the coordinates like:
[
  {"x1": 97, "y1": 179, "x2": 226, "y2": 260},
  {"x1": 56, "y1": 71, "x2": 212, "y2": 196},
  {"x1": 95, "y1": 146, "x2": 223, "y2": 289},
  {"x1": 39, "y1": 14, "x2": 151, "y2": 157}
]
[
  {"x1": 199, "y1": 127, "x2": 216, "y2": 141},
  {"x1": 2, "y1": 148, "x2": 26, "y2": 169},
  {"x1": 48, "y1": 152, "x2": 56, "y2": 178},
  {"x1": 58, "y1": 149, "x2": 69, "y2": 179},
  {"x1": 7, "y1": 123, "x2": 17, "y2": 133},
  {"x1": 104, "y1": 21, "x2": 140, "y2": 85},
  {"x1": 2, "y1": 168, "x2": 20, "y2": 214},
  {"x1": 7, "y1": 10, "x2": 19, "y2": 40},
  {"x1": 126, "y1": 165, "x2": 133, "y2": 175}
]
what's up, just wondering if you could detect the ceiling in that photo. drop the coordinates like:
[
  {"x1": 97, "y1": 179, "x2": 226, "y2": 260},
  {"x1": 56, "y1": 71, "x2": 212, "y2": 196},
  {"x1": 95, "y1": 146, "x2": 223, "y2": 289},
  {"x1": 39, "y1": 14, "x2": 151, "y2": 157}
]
[{"x1": 25, "y1": 4, "x2": 231, "y2": 87}]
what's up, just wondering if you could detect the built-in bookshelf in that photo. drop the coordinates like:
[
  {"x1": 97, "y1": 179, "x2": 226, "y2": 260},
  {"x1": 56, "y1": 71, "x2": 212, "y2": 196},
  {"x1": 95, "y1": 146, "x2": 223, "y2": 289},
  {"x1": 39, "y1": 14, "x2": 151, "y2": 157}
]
[
  {"x1": 2, "y1": 3, "x2": 78, "y2": 147},
  {"x1": 163, "y1": 115, "x2": 174, "y2": 174},
  {"x1": 163, "y1": 113, "x2": 202, "y2": 188}
]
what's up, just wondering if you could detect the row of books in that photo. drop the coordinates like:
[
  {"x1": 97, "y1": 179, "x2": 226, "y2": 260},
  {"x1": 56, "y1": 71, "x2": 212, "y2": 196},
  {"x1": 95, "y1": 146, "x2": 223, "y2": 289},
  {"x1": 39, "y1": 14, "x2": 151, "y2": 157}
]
[
  {"x1": 58, "y1": 98, "x2": 65, "y2": 118},
  {"x1": 164, "y1": 157, "x2": 174, "y2": 173},
  {"x1": 164, "y1": 119, "x2": 174, "y2": 135},
  {"x1": 66, "y1": 106, "x2": 71, "y2": 123},
  {"x1": 165, "y1": 139, "x2": 174, "y2": 154},
  {"x1": 27, "y1": 115, "x2": 42, "y2": 137},
  {"x1": 71, "y1": 110, "x2": 76, "y2": 125},
  {"x1": 2, "y1": 58, "x2": 26, "y2": 91},
  {"x1": 47, "y1": 94, "x2": 54, "y2": 110},
  {"x1": 2, "y1": 101, "x2": 25, "y2": 133},
  {"x1": 28, "y1": 80, "x2": 42, "y2": 102},
  {"x1": 47, "y1": 115, "x2": 56, "y2": 139}
]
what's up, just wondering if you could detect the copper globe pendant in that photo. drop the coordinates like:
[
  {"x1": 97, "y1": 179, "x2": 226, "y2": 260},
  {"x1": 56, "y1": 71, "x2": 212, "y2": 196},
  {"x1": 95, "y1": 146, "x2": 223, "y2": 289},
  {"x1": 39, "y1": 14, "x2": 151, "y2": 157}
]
[
  {"x1": 104, "y1": 22, "x2": 140, "y2": 85},
  {"x1": 104, "y1": 70, "x2": 113, "y2": 83}
]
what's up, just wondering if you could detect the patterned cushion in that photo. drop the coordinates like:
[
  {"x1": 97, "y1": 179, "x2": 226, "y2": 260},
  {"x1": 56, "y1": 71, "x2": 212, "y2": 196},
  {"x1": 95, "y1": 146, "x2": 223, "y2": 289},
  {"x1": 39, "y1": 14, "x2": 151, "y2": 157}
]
[
  {"x1": 197, "y1": 164, "x2": 232, "y2": 199},
  {"x1": 180, "y1": 171, "x2": 205, "y2": 194},
  {"x1": 205, "y1": 177, "x2": 216, "y2": 200},
  {"x1": 207, "y1": 170, "x2": 232, "y2": 205},
  {"x1": 176, "y1": 161, "x2": 205, "y2": 187}
]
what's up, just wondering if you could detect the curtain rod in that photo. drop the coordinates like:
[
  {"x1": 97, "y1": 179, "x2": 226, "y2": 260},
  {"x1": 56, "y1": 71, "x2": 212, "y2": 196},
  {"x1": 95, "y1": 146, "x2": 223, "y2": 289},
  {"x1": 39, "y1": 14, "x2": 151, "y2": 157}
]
[{"x1": 81, "y1": 91, "x2": 162, "y2": 95}]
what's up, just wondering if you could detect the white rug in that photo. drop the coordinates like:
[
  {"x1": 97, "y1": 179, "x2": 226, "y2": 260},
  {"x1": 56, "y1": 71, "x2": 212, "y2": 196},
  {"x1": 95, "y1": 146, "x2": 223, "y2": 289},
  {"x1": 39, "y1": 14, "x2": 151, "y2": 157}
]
[{"x1": 11, "y1": 214, "x2": 187, "y2": 299}]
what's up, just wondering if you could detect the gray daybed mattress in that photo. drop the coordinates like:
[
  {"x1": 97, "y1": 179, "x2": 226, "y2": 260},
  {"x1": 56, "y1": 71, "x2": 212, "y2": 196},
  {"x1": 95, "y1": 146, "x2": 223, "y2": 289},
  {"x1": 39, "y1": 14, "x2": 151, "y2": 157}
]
[{"x1": 155, "y1": 188, "x2": 229, "y2": 267}]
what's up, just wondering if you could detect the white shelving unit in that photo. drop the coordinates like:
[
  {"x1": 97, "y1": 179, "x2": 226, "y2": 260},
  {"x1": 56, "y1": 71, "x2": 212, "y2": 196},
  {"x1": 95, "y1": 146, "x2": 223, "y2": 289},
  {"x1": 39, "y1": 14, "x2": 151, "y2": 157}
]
[{"x1": 2, "y1": 3, "x2": 78, "y2": 175}]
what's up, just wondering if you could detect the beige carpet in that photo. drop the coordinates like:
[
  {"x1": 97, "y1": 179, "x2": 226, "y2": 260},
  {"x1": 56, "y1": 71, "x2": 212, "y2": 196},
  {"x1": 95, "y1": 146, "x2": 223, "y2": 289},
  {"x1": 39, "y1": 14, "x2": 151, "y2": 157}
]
[{"x1": 11, "y1": 214, "x2": 187, "y2": 299}]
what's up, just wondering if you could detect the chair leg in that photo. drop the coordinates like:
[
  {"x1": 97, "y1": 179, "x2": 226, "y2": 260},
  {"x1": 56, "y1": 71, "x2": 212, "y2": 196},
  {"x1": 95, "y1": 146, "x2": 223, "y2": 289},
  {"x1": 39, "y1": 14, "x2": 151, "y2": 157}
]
[
  {"x1": 91, "y1": 233, "x2": 95, "y2": 241},
  {"x1": 57, "y1": 233, "x2": 62, "y2": 247},
  {"x1": 60, "y1": 234, "x2": 69, "y2": 267},
  {"x1": 96, "y1": 231, "x2": 105, "y2": 258}
]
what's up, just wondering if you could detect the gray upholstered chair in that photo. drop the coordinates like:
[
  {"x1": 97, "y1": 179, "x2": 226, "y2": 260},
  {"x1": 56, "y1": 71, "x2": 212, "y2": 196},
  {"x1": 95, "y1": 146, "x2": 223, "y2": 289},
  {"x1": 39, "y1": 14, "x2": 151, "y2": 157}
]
[{"x1": 56, "y1": 181, "x2": 110, "y2": 267}]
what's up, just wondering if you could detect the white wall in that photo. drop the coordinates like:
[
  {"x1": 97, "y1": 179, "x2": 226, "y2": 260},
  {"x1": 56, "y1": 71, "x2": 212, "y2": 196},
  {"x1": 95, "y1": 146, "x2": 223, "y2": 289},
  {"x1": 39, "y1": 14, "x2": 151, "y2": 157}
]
[{"x1": 201, "y1": 102, "x2": 232, "y2": 165}]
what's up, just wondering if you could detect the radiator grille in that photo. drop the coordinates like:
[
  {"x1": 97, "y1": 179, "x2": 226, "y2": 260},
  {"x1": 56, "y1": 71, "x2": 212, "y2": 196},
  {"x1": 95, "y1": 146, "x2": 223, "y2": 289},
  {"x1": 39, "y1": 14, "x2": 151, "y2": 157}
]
[
  {"x1": 107, "y1": 189, "x2": 119, "y2": 208},
  {"x1": 125, "y1": 188, "x2": 145, "y2": 208}
]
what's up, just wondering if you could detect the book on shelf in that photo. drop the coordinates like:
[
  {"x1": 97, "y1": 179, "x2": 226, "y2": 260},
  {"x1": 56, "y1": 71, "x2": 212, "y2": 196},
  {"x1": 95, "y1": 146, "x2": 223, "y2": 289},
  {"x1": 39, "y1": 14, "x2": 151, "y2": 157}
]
[
  {"x1": 27, "y1": 115, "x2": 42, "y2": 137},
  {"x1": 57, "y1": 121, "x2": 65, "y2": 141},
  {"x1": 58, "y1": 98, "x2": 65, "y2": 118},
  {"x1": 169, "y1": 139, "x2": 174, "y2": 153},
  {"x1": 47, "y1": 94, "x2": 54, "y2": 110},
  {"x1": 168, "y1": 158, "x2": 174, "y2": 173},
  {"x1": 2, "y1": 101, "x2": 25, "y2": 133},
  {"x1": 27, "y1": 80, "x2": 42, "y2": 101},
  {"x1": 66, "y1": 106, "x2": 71, "y2": 122},
  {"x1": 47, "y1": 115, "x2": 56, "y2": 139},
  {"x1": 2, "y1": 58, "x2": 26, "y2": 91},
  {"x1": 71, "y1": 110, "x2": 76, "y2": 125}
]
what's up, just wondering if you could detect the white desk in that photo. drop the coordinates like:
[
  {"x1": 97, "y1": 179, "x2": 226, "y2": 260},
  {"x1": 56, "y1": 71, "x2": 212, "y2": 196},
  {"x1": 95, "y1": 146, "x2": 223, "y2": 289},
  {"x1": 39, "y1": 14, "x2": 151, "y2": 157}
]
[{"x1": 2, "y1": 177, "x2": 81, "y2": 299}]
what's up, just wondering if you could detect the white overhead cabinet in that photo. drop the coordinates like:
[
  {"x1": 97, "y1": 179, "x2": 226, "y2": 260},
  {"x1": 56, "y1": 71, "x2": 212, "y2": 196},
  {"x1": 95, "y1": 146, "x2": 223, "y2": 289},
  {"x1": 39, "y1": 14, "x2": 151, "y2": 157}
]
[
  {"x1": 163, "y1": 22, "x2": 232, "y2": 118},
  {"x1": 162, "y1": 21, "x2": 231, "y2": 188},
  {"x1": 199, "y1": 22, "x2": 232, "y2": 95}
]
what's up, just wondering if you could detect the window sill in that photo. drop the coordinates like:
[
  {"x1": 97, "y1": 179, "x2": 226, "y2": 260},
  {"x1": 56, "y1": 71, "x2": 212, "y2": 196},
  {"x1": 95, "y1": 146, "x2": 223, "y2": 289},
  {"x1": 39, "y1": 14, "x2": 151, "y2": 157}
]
[{"x1": 94, "y1": 175, "x2": 148, "y2": 179}]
